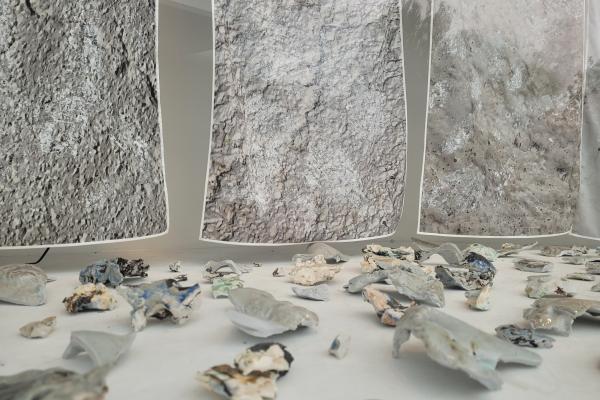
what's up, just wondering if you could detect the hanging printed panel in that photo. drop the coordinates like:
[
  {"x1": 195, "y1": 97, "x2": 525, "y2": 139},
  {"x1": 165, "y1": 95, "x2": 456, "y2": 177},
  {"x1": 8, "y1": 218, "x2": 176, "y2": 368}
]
[
  {"x1": 0, "y1": 0, "x2": 168, "y2": 246},
  {"x1": 419, "y1": 0, "x2": 584, "y2": 236},
  {"x1": 202, "y1": 0, "x2": 407, "y2": 243}
]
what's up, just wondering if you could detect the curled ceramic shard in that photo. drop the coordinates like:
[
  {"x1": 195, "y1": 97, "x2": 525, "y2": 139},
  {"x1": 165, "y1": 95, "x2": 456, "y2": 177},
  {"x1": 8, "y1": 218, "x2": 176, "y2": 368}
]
[
  {"x1": 412, "y1": 241, "x2": 463, "y2": 265},
  {"x1": 234, "y1": 343, "x2": 293, "y2": 378},
  {"x1": 435, "y1": 266, "x2": 492, "y2": 291},
  {"x1": 565, "y1": 273, "x2": 595, "y2": 281},
  {"x1": 118, "y1": 279, "x2": 201, "y2": 331},
  {"x1": 292, "y1": 284, "x2": 329, "y2": 301},
  {"x1": 393, "y1": 306, "x2": 541, "y2": 390},
  {"x1": 329, "y1": 334, "x2": 351, "y2": 359},
  {"x1": 346, "y1": 270, "x2": 390, "y2": 294},
  {"x1": 272, "y1": 268, "x2": 286, "y2": 277},
  {"x1": 524, "y1": 275, "x2": 575, "y2": 299},
  {"x1": 360, "y1": 255, "x2": 406, "y2": 273},
  {"x1": 362, "y1": 244, "x2": 415, "y2": 261},
  {"x1": 213, "y1": 275, "x2": 244, "y2": 299},
  {"x1": 0, "y1": 264, "x2": 47, "y2": 306},
  {"x1": 19, "y1": 316, "x2": 56, "y2": 339},
  {"x1": 227, "y1": 288, "x2": 318, "y2": 337},
  {"x1": 523, "y1": 298, "x2": 600, "y2": 336},
  {"x1": 465, "y1": 286, "x2": 491, "y2": 311},
  {"x1": 288, "y1": 264, "x2": 341, "y2": 286},
  {"x1": 463, "y1": 244, "x2": 498, "y2": 262},
  {"x1": 362, "y1": 286, "x2": 408, "y2": 326},
  {"x1": 540, "y1": 246, "x2": 569, "y2": 257},
  {"x1": 585, "y1": 260, "x2": 600, "y2": 274},
  {"x1": 0, "y1": 367, "x2": 109, "y2": 400},
  {"x1": 306, "y1": 243, "x2": 349, "y2": 263},
  {"x1": 79, "y1": 258, "x2": 149, "y2": 288},
  {"x1": 169, "y1": 260, "x2": 182, "y2": 272},
  {"x1": 63, "y1": 331, "x2": 135, "y2": 367},
  {"x1": 498, "y1": 242, "x2": 538, "y2": 257},
  {"x1": 387, "y1": 265, "x2": 445, "y2": 307},
  {"x1": 63, "y1": 283, "x2": 117, "y2": 313},
  {"x1": 515, "y1": 259, "x2": 553, "y2": 273},
  {"x1": 560, "y1": 256, "x2": 587, "y2": 265},
  {"x1": 495, "y1": 325, "x2": 554, "y2": 349}
]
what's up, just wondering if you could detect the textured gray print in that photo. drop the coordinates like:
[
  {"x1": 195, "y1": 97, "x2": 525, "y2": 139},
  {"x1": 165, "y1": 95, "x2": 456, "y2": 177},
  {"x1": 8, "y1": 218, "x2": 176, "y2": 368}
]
[
  {"x1": 419, "y1": 0, "x2": 584, "y2": 236},
  {"x1": 203, "y1": 0, "x2": 407, "y2": 243},
  {"x1": 0, "y1": 0, "x2": 167, "y2": 246}
]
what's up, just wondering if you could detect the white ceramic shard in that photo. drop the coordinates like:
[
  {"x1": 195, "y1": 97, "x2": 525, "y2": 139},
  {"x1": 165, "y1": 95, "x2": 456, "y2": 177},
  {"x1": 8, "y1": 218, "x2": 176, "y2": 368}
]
[
  {"x1": 227, "y1": 288, "x2": 318, "y2": 337},
  {"x1": 362, "y1": 286, "x2": 408, "y2": 327},
  {"x1": 465, "y1": 286, "x2": 491, "y2": 311},
  {"x1": 291, "y1": 254, "x2": 327, "y2": 268},
  {"x1": 540, "y1": 246, "x2": 569, "y2": 257},
  {"x1": 63, "y1": 330, "x2": 135, "y2": 367},
  {"x1": 524, "y1": 275, "x2": 575, "y2": 299},
  {"x1": 329, "y1": 334, "x2": 351, "y2": 359},
  {"x1": 498, "y1": 242, "x2": 538, "y2": 257},
  {"x1": 565, "y1": 273, "x2": 595, "y2": 281},
  {"x1": 523, "y1": 298, "x2": 600, "y2": 336},
  {"x1": 495, "y1": 325, "x2": 554, "y2": 349},
  {"x1": 462, "y1": 244, "x2": 498, "y2": 261},
  {"x1": 288, "y1": 264, "x2": 341, "y2": 286},
  {"x1": 0, "y1": 264, "x2": 47, "y2": 306},
  {"x1": 204, "y1": 260, "x2": 251, "y2": 276},
  {"x1": 515, "y1": 259, "x2": 553, "y2": 273},
  {"x1": 19, "y1": 316, "x2": 56, "y2": 339},
  {"x1": 560, "y1": 256, "x2": 587, "y2": 265},
  {"x1": 346, "y1": 270, "x2": 390, "y2": 294},
  {"x1": 118, "y1": 279, "x2": 201, "y2": 331},
  {"x1": 306, "y1": 243, "x2": 350, "y2": 263},
  {"x1": 63, "y1": 283, "x2": 118, "y2": 313},
  {"x1": 387, "y1": 265, "x2": 445, "y2": 307},
  {"x1": 291, "y1": 284, "x2": 329, "y2": 301},
  {"x1": 0, "y1": 367, "x2": 109, "y2": 399},
  {"x1": 234, "y1": 343, "x2": 293, "y2": 378},
  {"x1": 393, "y1": 306, "x2": 542, "y2": 390}
]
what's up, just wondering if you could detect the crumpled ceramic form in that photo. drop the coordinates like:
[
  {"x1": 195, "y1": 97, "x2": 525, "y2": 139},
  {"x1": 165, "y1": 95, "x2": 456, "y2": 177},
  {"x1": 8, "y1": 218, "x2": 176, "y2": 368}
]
[
  {"x1": 495, "y1": 324, "x2": 554, "y2": 348},
  {"x1": 515, "y1": 259, "x2": 553, "y2": 273},
  {"x1": 498, "y1": 242, "x2": 538, "y2": 257},
  {"x1": 462, "y1": 244, "x2": 498, "y2": 261},
  {"x1": 435, "y1": 265, "x2": 494, "y2": 291},
  {"x1": 387, "y1": 265, "x2": 445, "y2": 307},
  {"x1": 212, "y1": 275, "x2": 245, "y2": 299},
  {"x1": 0, "y1": 264, "x2": 47, "y2": 306},
  {"x1": 19, "y1": 316, "x2": 56, "y2": 339},
  {"x1": 291, "y1": 284, "x2": 329, "y2": 301},
  {"x1": 227, "y1": 288, "x2": 318, "y2": 337},
  {"x1": 79, "y1": 258, "x2": 149, "y2": 288},
  {"x1": 523, "y1": 298, "x2": 600, "y2": 335},
  {"x1": 63, "y1": 283, "x2": 117, "y2": 313},
  {"x1": 305, "y1": 242, "x2": 349, "y2": 263},
  {"x1": 63, "y1": 330, "x2": 136, "y2": 367},
  {"x1": 524, "y1": 275, "x2": 575, "y2": 299},
  {"x1": 362, "y1": 286, "x2": 408, "y2": 326},
  {"x1": 118, "y1": 279, "x2": 201, "y2": 331},
  {"x1": 393, "y1": 306, "x2": 541, "y2": 390}
]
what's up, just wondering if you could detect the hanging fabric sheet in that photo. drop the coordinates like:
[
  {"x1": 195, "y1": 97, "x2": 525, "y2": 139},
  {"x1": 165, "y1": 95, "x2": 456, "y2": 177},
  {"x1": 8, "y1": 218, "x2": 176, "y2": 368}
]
[
  {"x1": 202, "y1": 0, "x2": 408, "y2": 243},
  {"x1": 418, "y1": 0, "x2": 585, "y2": 237},
  {"x1": 0, "y1": 0, "x2": 168, "y2": 246}
]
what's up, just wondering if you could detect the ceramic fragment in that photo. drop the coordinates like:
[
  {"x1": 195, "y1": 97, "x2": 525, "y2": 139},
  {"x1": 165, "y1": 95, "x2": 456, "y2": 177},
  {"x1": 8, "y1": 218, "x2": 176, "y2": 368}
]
[
  {"x1": 465, "y1": 286, "x2": 491, "y2": 311},
  {"x1": 585, "y1": 259, "x2": 600, "y2": 274},
  {"x1": 118, "y1": 279, "x2": 201, "y2": 331},
  {"x1": 463, "y1": 244, "x2": 498, "y2": 261},
  {"x1": 63, "y1": 330, "x2": 135, "y2": 367},
  {"x1": 272, "y1": 268, "x2": 286, "y2": 277},
  {"x1": 393, "y1": 306, "x2": 541, "y2": 390},
  {"x1": 565, "y1": 273, "x2": 595, "y2": 281},
  {"x1": 435, "y1": 265, "x2": 493, "y2": 290},
  {"x1": 523, "y1": 298, "x2": 600, "y2": 335},
  {"x1": 515, "y1": 259, "x2": 553, "y2": 273},
  {"x1": 0, "y1": 367, "x2": 109, "y2": 400},
  {"x1": 362, "y1": 286, "x2": 408, "y2": 326},
  {"x1": 291, "y1": 284, "x2": 329, "y2": 301},
  {"x1": 495, "y1": 325, "x2": 554, "y2": 349},
  {"x1": 0, "y1": 264, "x2": 47, "y2": 306},
  {"x1": 213, "y1": 275, "x2": 245, "y2": 299},
  {"x1": 360, "y1": 255, "x2": 406, "y2": 273},
  {"x1": 198, "y1": 343, "x2": 292, "y2": 400},
  {"x1": 169, "y1": 261, "x2": 182, "y2": 272},
  {"x1": 525, "y1": 275, "x2": 575, "y2": 299},
  {"x1": 227, "y1": 288, "x2": 318, "y2": 337},
  {"x1": 204, "y1": 260, "x2": 251, "y2": 282},
  {"x1": 387, "y1": 265, "x2": 445, "y2": 307},
  {"x1": 346, "y1": 270, "x2": 390, "y2": 294},
  {"x1": 412, "y1": 240, "x2": 463, "y2": 265},
  {"x1": 63, "y1": 283, "x2": 117, "y2": 313},
  {"x1": 306, "y1": 243, "x2": 349, "y2": 263},
  {"x1": 592, "y1": 282, "x2": 600, "y2": 292},
  {"x1": 329, "y1": 334, "x2": 351, "y2": 359},
  {"x1": 560, "y1": 256, "x2": 587, "y2": 265},
  {"x1": 79, "y1": 258, "x2": 149, "y2": 288},
  {"x1": 291, "y1": 254, "x2": 327, "y2": 268},
  {"x1": 19, "y1": 316, "x2": 56, "y2": 339},
  {"x1": 498, "y1": 242, "x2": 538, "y2": 257},
  {"x1": 288, "y1": 264, "x2": 341, "y2": 286},
  {"x1": 540, "y1": 246, "x2": 569, "y2": 257}
]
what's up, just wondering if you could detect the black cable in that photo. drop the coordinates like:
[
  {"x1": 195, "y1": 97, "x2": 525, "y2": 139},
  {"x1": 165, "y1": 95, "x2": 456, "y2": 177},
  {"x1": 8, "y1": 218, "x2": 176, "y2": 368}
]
[{"x1": 28, "y1": 247, "x2": 50, "y2": 265}]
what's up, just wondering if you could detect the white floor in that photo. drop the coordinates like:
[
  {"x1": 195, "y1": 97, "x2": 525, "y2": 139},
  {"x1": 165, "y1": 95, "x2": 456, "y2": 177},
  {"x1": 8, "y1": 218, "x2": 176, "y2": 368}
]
[{"x1": 1, "y1": 249, "x2": 599, "y2": 400}]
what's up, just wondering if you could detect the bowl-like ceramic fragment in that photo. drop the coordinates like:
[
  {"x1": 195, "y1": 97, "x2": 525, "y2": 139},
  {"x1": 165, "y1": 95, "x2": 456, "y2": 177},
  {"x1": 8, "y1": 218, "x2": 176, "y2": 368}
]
[
  {"x1": 362, "y1": 244, "x2": 415, "y2": 260},
  {"x1": 387, "y1": 265, "x2": 445, "y2": 307},
  {"x1": 79, "y1": 258, "x2": 149, "y2": 288},
  {"x1": 288, "y1": 263, "x2": 340, "y2": 286},
  {"x1": 0, "y1": 264, "x2": 47, "y2": 306},
  {"x1": 329, "y1": 334, "x2": 351, "y2": 359},
  {"x1": 523, "y1": 298, "x2": 600, "y2": 335},
  {"x1": 212, "y1": 275, "x2": 244, "y2": 299},
  {"x1": 463, "y1": 244, "x2": 498, "y2": 261},
  {"x1": 63, "y1": 330, "x2": 136, "y2": 367},
  {"x1": 346, "y1": 270, "x2": 390, "y2": 293}
]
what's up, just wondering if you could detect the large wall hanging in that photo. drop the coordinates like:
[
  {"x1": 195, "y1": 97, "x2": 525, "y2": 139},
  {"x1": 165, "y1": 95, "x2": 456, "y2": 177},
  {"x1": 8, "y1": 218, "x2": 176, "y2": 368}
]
[
  {"x1": 202, "y1": 0, "x2": 408, "y2": 243},
  {"x1": 0, "y1": 0, "x2": 168, "y2": 246}
]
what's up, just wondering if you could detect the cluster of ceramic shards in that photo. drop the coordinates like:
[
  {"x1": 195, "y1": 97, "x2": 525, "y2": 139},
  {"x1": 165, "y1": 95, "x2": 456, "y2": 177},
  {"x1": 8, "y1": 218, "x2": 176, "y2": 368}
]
[
  {"x1": 79, "y1": 258, "x2": 150, "y2": 287},
  {"x1": 118, "y1": 279, "x2": 201, "y2": 331},
  {"x1": 198, "y1": 343, "x2": 293, "y2": 400},
  {"x1": 203, "y1": 260, "x2": 253, "y2": 282},
  {"x1": 0, "y1": 264, "x2": 48, "y2": 306},
  {"x1": 227, "y1": 288, "x2": 318, "y2": 337}
]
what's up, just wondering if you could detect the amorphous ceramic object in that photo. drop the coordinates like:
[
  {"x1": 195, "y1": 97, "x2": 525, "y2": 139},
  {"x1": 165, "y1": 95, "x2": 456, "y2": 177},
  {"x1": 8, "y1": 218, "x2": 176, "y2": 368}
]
[
  {"x1": 411, "y1": 240, "x2": 463, "y2": 265},
  {"x1": 560, "y1": 256, "x2": 587, "y2": 265},
  {"x1": 62, "y1": 330, "x2": 135, "y2": 367},
  {"x1": 0, "y1": 264, "x2": 47, "y2": 306},
  {"x1": 212, "y1": 275, "x2": 244, "y2": 299},
  {"x1": 461, "y1": 253, "x2": 496, "y2": 275},
  {"x1": 19, "y1": 316, "x2": 56, "y2": 339},
  {"x1": 565, "y1": 273, "x2": 595, "y2": 281},
  {"x1": 465, "y1": 286, "x2": 491, "y2": 311},
  {"x1": 462, "y1": 244, "x2": 498, "y2": 261},
  {"x1": 362, "y1": 286, "x2": 408, "y2": 327},
  {"x1": 346, "y1": 270, "x2": 390, "y2": 294},
  {"x1": 197, "y1": 343, "x2": 293, "y2": 400},
  {"x1": 585, "y1": 259, "x2": 600, "y2": 274},
  {"x1": 362, "y1": 244, "x2": 415, "y2": 261},
  {"x1": 523, "y1": 298, "x2": 600, "y2": 336},
  {"x1": 288, "y1": 263, "x2": 341, "y2": 286},
  {"x1": 63, "y1": 283, "x2": 118, "y2": 313},
  {"x1": 495, "y1": 325, "x2": 554, "y2": 349},
  {"x1": 498, "y1": 242, "x2": 538, "y2": 257},
  {"x1": 0, "y1": 367, "x2": 109, "y2": 400},
  {"x1": 360, "y1": 255, "x2": 405, "y2": 273},
  {"x1": 227, "y1": 288, "x2": 318, "y2": 337},
  {"x1": 291, "y1": 254, "x2": 327, "y2": 268},
  {"x1": 515, "y1": 259, "x2": 553, "y2": 273},
  {"x1": 540, "y1": 246, "x2": 569, "y2": 257},
  {"x1": 387, "y1": 265, "x2": 445, "y2": 307},
  {"x1": 306, "y1": 242, "x2": 349, "y2": 263},
  {"x1": 291, "y1": 284, "x2": 329, "y2": 301},
  {"x1": 169, "y1": 260, "x2": 182, "y2": 272},
  {"x1": 118, "y1": 279, "x2": 201, "y2": 331},
  {"x1": 329, "y1": 334, "x2": 351, "y2": 359},
  {"x1": 79, "y1": 258, "x2": 149, "y2": 288},
  {"x1": 524, "y1": 275, "x2": 575, "y2": 299},
  {"x1": 393, "y1": 306, "x2": 541, "y2": 390},
  {"x1": 435, "y1": 266, "x2": 492, "y2": 291}
]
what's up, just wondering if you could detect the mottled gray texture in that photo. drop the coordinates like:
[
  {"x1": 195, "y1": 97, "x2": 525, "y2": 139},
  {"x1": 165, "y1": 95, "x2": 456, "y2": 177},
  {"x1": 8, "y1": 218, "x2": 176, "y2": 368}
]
[
  {"x1": 203, "y1": 0, "x2": 406, "y2": 243},
  {"x1": 0, "y1": 0, "x2": 167, "y2": 246},
  {"x1": 419, "y1": 0, "x2": 584, "y2": 236}
]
